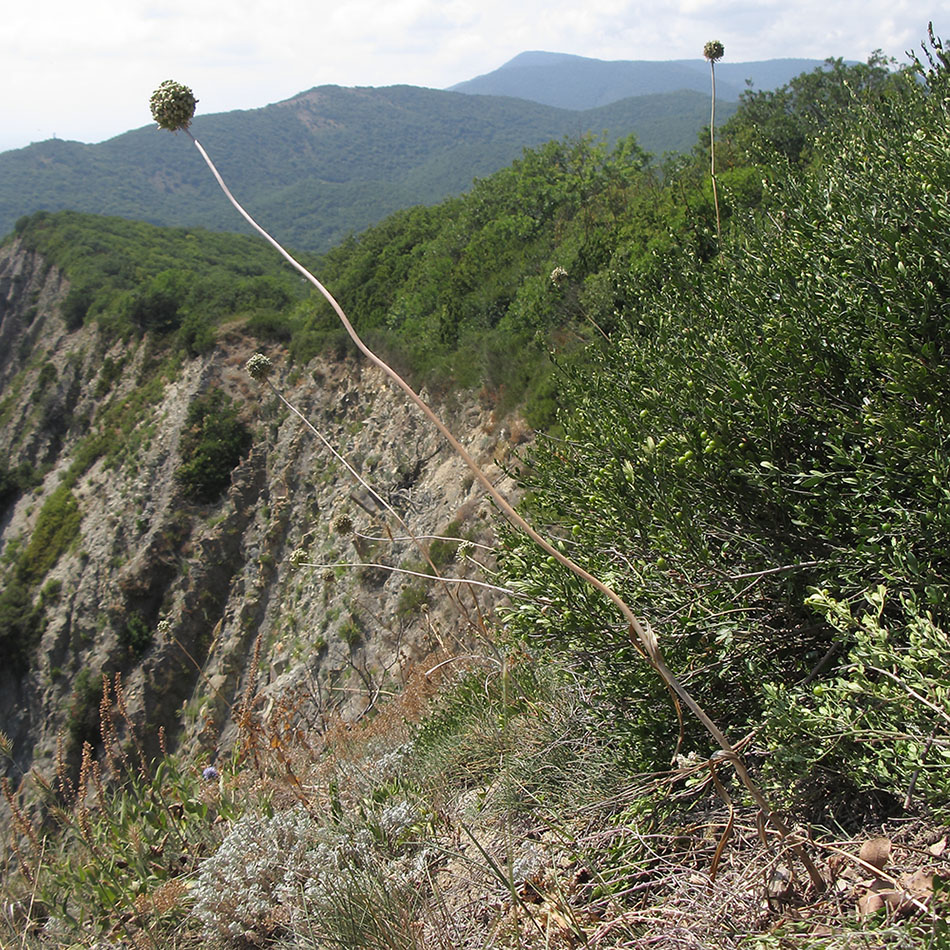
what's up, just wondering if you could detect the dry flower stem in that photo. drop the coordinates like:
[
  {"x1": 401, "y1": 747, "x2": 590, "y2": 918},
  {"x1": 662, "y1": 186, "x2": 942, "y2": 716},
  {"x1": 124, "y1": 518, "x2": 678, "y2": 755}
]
[
  {"x1": 255, "y1": 368, "x2": 481, "y2": 632},
  {"x1": 183, "y1": 126, "x2": 823, "y2": 889},
  {"x1": 707, "y1": 48, "x2": 723, "y2": 248}
]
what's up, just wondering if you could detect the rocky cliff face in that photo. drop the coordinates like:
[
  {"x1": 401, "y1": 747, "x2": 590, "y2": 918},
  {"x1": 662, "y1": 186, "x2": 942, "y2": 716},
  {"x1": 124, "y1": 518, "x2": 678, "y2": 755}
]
[{"x1": 0, "y1": 238, "x2": 522, "y2": 820}]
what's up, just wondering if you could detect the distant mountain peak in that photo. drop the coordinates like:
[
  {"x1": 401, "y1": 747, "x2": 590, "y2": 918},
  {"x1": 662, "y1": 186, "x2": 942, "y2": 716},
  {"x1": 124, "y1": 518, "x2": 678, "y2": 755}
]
[
  {"x1": 450, "y1": 51, "x2": 834, "y2": 110},
  {"x1": 499, "y1": 51, "x2": 602, "y2": 68}
]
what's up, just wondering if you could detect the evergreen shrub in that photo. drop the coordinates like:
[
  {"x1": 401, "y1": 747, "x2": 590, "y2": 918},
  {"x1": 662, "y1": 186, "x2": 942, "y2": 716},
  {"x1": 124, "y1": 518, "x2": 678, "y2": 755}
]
[
  {"x1": 500, "y1": 47, "x2": 950, "y2": 795},
  {"x1": 175, "y1": 388, "x2": 252, "y2": 503}
]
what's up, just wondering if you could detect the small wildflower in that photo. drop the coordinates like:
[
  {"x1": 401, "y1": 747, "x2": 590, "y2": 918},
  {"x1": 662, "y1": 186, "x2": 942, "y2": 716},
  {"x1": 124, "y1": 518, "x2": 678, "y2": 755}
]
[
  {"x1": 202, "y1": 765, "x2": 219, "y2": 781},
  {"x1": 457, "y1": 538, "x2": 474, "y2": 561},
  {"x1": 246, "y1": 353, "x2": 273, "y2": 380},
  {"x1": 550, "y1": 265, "x2": 568, "y2": 286},
  {"x1": 149, "y1": 80, "x2": 198, "y2": 132},
  {"x1": 703, "y1": 40, "x2": 725, "y2": 63}
]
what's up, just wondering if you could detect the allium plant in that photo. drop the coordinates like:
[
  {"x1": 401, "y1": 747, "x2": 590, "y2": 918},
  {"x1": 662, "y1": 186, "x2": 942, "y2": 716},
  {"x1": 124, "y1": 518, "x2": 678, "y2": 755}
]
[
  {"x1": 150, "y1": 82, "x2": 822, "y2": 888},
  {"x1": 704, "y1": 41, "x2": 725, "y2": 247},
  {"x1": 703, "y1": 40, "x2": 725, "y2": 63},
  {"x1": 149, "y1": 80, "x2": 198, "y2": 132}
]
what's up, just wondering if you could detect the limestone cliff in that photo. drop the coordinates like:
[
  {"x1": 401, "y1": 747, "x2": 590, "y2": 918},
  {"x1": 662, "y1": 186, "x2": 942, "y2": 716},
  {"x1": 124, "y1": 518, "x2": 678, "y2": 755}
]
[{"x1": 0, "y1": 238, "x2": 522, "y2": 822}]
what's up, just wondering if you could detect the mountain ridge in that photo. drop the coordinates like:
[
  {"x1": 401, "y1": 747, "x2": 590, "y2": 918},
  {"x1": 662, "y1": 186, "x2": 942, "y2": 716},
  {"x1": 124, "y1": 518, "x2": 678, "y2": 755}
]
[
  {"x1": 0, "y1": 83, "x2": 736, "y2": 251},
  {"x1": 449, "y1": 50, "x2": 835, "y2": 108},
  {"x1": 0, "y1": 52, "x2": 836, "y2": 255}
]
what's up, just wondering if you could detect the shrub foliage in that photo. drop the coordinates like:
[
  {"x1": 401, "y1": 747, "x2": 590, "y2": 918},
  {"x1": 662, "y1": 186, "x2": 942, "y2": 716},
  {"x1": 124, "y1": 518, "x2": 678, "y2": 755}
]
[
  {"x1": 175, "y1": 388, "x2": 252, "y2": 503},
  {"x1": 499, "y1": 41, "x2": 950, "y2": 793}
]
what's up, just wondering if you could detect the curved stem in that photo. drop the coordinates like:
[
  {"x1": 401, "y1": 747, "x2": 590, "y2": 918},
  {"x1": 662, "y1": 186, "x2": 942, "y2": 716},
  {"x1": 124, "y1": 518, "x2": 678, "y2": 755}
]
[
  {"x1": 186, "y1": 132, "x2": 822, "y2": 887},
  {"x1": 709, "y1": 60, "x2": 723, "y2": 249}
]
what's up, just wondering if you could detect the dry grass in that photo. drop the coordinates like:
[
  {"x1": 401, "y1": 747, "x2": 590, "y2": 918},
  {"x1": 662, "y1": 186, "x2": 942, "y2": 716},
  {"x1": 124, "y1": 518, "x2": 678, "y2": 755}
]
[{"x1": 3, "y1": 653, "x2": 945, "y2": 949}]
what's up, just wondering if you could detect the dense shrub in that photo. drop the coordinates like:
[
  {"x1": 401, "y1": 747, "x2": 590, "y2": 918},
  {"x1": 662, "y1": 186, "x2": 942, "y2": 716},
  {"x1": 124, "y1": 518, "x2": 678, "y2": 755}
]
[
  {"x1": 119, "y1": 610, "x2": 154, "y2": 657},
  {"x1": 20, "y1": 484, "x2": 81, "y2": 585},
  {"x1": 65, "y1": 667, "x2": 104, "y2": 752},
  {"x1": 719, "y1": 53, "x2": 896, "y2": 164},
  {"x1": 500, "y1": 48, "x2": 950, "y2": 785},
  {"x1": 60, "y1": 283, "x2": 95, "y2": 330},
  {"x1": 16, "y1": 211, "x2": 308, "y2": 346},
  {"x1": 127, "y1": 269, "x2": 187, "y2": 334},
  {"x1": 0, "y1": 481, "x2": 79, "y2": 669},
  {"x1": 762, "y1": 587, "x2": 950, "y2": 818},
  {"x1": 0, "y1": 576, "x2": 44, "y2": 671},
  {"x1": 0, "y1": 460, "x2": 38, "y2": 512},
  {"x1": 175, "y1": 388, "x2": 252, "y2": 503}
]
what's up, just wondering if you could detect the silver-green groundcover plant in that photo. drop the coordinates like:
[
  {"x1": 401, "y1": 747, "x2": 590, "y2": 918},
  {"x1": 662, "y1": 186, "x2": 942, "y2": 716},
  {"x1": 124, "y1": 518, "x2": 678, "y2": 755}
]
[{"x1": 150, "y1": 81, "x2": 823, "y2": 888}]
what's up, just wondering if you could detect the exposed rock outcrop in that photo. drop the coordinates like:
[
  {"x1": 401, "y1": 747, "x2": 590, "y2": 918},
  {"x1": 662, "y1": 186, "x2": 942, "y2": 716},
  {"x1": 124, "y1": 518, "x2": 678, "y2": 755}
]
[{"x1": 0, "y1": 241, "x2": 523, "y2": 829}]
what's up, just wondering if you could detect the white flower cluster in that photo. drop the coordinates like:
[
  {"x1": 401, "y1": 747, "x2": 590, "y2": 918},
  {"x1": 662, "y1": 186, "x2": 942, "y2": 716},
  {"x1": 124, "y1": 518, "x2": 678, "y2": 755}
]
[
  {"x1": 378, "y1": 799, "x2": 418, "y2": 839},
  {"x1": 366, "y1": 740, "x2": 414, "y2": 783},
  {"x1": 245, "y1": 352, "x2": 273, "y2": 380},
  {"x1": 149, "y1": 80, "x2": 198, "y2": 132},
  {"x1": 190, "y1": 800, "x2": 434, "y2": 942}
]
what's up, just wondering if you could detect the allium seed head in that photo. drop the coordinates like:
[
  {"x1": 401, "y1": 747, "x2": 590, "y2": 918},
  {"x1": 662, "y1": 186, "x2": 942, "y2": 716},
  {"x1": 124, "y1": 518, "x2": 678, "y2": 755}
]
[
  {"x1": 246, "y1": 353, "x2": 273, "y2": 380},
  {"x1": 150, "y1": 80, "x2": 198, "y2": 131},
  {"x1": 332, "y1": 515, "x2": 354, "y2": 536},
  {"x1": 703, "y1": 41, "x2": 725, "y2": 63}
]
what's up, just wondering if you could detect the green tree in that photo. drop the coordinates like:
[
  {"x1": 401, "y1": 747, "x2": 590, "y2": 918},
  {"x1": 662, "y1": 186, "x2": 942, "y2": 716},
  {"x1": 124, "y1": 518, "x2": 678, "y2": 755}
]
[
  {"x1": 127, "y1": 268, "x2": 188, "y2": 334},
  {"x1": 175, "y1": 388, "x2": 252, "y2": 502},
  {"x1": 721, "y1": 53, "x2": 896, "y2": 164}
]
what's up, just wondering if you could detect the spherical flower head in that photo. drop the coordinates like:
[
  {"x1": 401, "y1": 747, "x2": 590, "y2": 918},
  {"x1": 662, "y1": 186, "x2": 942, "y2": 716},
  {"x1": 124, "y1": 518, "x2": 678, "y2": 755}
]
[
  {"x1": 150, "y1": 81, "x2": 198, "y2": 132},
  {"x1": 246, "y1": 353, "x2": 273, "y2": 380},
  {"x1": 703, "y1": 41, "x2": 725, "y2": 63},
  {"x1": 333, "y1": 514, "x2": 354, "y2": 536},
  {"x1": 202, "y1": 765, "x2": 219, "y2": 781}
]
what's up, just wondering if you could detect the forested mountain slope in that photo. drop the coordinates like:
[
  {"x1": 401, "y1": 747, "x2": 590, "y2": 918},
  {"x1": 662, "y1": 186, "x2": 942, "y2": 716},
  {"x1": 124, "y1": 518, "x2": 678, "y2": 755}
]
[{"x1": 0, "y1": 84, "x2": 737, "y2": 253}]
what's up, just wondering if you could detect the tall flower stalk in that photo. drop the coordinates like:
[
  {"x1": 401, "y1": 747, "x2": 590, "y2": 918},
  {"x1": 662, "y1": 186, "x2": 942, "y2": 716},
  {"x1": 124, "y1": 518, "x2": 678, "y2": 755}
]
[
  {"x1": 149, "y1": 81, "x2": 823, "y2": 888},
  {"x1": 704, "y1": 41, "x2": 725, "y2": 249}
]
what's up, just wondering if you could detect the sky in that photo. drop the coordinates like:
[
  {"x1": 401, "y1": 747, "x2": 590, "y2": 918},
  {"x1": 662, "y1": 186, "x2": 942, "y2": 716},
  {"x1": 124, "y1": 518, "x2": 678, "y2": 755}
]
[{"x1": 2, "y1": 0, "x2": 945, "y2": 153}]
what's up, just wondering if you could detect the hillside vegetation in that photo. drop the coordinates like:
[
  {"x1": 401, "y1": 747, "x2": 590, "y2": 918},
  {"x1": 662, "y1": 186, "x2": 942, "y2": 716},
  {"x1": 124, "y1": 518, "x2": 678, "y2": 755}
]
[
  {"x1": 0, "y1": 85, "x2": 738, "y2": 252},
  {"x1": 1, "y1": 40, "x2": 949, "y2": 948}
]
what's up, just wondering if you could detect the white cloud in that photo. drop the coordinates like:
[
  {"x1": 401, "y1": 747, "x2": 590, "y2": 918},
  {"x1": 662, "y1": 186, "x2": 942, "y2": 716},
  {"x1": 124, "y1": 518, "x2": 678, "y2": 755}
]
[{"x1": 0, "y1": 0, "x2": 944, "y2": 152}]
